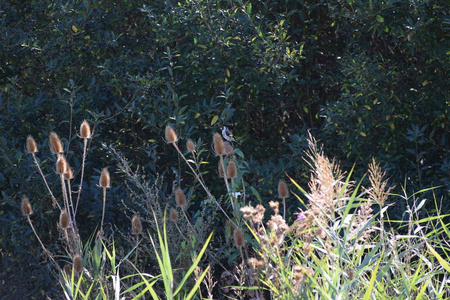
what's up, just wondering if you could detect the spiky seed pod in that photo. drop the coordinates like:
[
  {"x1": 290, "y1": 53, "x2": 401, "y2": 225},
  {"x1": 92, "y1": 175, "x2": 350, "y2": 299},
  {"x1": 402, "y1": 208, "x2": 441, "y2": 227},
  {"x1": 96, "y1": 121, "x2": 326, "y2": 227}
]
[
  {"x1": 213, "y1": 132, "x2": 224, "y2": 155},
  {"x1": 49, "y1": 132, "x2": 64, "y2": 154},
  {"x1": 186, "y1": 139, "x2": 195, "y2": 153},
  {"x1": 64, "y1": 165, "x2": 73, "y2": 180},
  {"x1": 233, "y1": 228, "x2": 245, "y2": 248},
  {"x1": 60, "y1": 210, "x2": 70, "y2": 228},
  {"x1": 99, "y1": 168, "x2": 110, "y2": 188},
  {"x1": 21, "y1": 195, "x2": 32, "y2": 216},
  {"x1": 175, "y1": 187, "x2": 186, "y2": 208},
  {"x1": 218, "y1": 160, "x2": 225, "y2": 178},
  {"x1": 278, "y1": 180, "x2": 289, "y2": 199},
  {"x1": 169, "y1": 208, "x2": 179, "y2": 222},
  {"x1": 224, "y1": 142, "x2": 234, "y2": 156},
  {"x1": 56, "y1": 155, "x2": 68, "y2": 174},
  {"x1": 227, "y1": 161, "x2": 237, "y2": 178},
  {"x1": 131, "y1": 215, "x2": 143, "y2": 235},
  {"x1": 26, "y1": 135, "x2": 38, "y2": 153},
  {"x1": 80, "y1": 120, "x2": 91, "y2": 139},
  {"x1": 73, "y1": 254, "x2": 83, "y2": 273},
  {"x1": 165, "y1": 125, "x2": 177, "y2": 143}
]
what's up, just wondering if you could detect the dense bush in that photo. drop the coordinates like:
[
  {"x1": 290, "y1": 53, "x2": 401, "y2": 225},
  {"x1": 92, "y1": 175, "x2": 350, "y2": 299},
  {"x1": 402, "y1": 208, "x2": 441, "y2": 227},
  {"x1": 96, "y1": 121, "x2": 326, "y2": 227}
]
[{"x1": 0, "y1": 0, "x2": 448, "y2": 298}]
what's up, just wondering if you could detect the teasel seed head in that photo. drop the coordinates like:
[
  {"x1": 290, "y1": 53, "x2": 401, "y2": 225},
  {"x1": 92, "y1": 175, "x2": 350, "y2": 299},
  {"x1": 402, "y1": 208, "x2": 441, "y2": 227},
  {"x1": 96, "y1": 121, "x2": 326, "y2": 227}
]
[
  {"x1": 227, "y1": 161, "x2": 237, "y2": 179},
  {"x1": 278, "y1": 180, "x2": 289, "y2": 199},
  {"x1": 213, "y1": 132, "x2": 224, "y2": 155},
  {"x1": 26, "y1": 135, "x2": 38, "y2": 153},
  {"x1": 64, "y1": 165, "x2": 74, "y2": 180},
  {"x1": 99, "y1": 168, "x2": 110, "y2": 188},
  {"x1": 169, "y1": 208, "x2": 179, "y2": 222},
  {"x1": 49, "y1": 132, "x2": 64, "y2": 154},
  {"x1": 186, "y1": 139, "x2": 195, "y2": 153},
  {"x1": 175, "y1": 187, "x2": 186, "y2": 208},
  {"x1": 73, "y1": 254, "x2": 83, "y2": 273},
  {"x1": 80, "y1": 120, "x2": 92, "y2": 139},
  {"x1": 131, "y1": 215, "x2": 143, "y2": 235},
  {"x1": 21, "y1": 195, "x2": 33, "y2": 216},
  {"x1": 60, "y1": 210, "x2": 70, "y2": 228},
  {"x1": 233, "y1": 227, "x2": 245, "y2": 248},
  {"x1": 164, "y1": 125, "x2": 178, "y2": 144},
  {"x1": 56, "y1": 155, "x2": 68, "y2": 175},
  {"x1": 224, "y1": 142, "x2": 234, "y2": 156}
]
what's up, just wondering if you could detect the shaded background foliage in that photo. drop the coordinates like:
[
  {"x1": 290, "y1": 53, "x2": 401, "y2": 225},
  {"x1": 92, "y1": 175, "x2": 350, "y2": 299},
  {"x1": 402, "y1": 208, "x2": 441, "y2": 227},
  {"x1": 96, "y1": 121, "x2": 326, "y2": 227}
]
[{"x1": 0, "y1": 0, "x2": 448, "y2": 298}]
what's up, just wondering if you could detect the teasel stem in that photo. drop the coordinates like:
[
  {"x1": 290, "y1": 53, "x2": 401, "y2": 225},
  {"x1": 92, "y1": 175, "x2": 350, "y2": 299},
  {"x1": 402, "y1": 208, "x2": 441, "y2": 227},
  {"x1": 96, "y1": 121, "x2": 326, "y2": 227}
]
[
  {"x1": 60, "y1": 174, "x2": 74, "y2": 227},
  {"x1": 172, "y1": 142, "x2": 213, "y2": 199},
  {"x1": 26, "y1": 215, "x2": 61, "y2": 272},
  {"x1": 75, "y1": 137, "x2": 88, "y2": 215},
  {"x1": 100, "y1": 187, "x2": 107, "y2": 234},
  {"x1": 30, "y1": 152, "x2": 61, "y2": 210}
]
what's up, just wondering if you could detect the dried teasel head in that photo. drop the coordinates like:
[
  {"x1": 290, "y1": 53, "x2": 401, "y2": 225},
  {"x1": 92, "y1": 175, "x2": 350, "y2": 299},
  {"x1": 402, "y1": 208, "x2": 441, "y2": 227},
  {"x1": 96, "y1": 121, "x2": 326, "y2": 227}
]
[
  {"x1": 131, "y1": 215, "x2": 143, "y2": 235},
  {"x1": 165, "y1": 125, "x2": 178, "y2": 144},
  {"x1": 80, "y1": 120, "x2": 92, "y2": 139},
  {"x1": 56, "y1": 155, "x2": 68, "y2": 175},
  {"x1": 169, "y1": 208, "x2": 179, "y2": 222},
  {"x1": 186, "y1": 139, "x2": 196, "y2": 153},
  {"x1": 49, "y1": 132, "x2": 64, "y2": 154},
  {"x1": 175, "y1": 187, "x2": 186, "y2": 208},
  {"x1": 26, "y1": 135, "x2": 38, "y2": 153},
  {"x1": 99, "y1": 168, "x2": 110, "y2": 188},
  {"x1": 233, "y1": 227, "x2": 245, "y2": 248},
  {"x1": 227, "y1": 161, "x2": 237, "y2": 179},
  {"x1": 73, "y1": 254, "x2": 83, "y2": 273},
  {"x1": 21, "y1": 195, "x2": 33, "y2": 216},
  {"x1": 278, "y1": 180, "x2": 289, "y2": 199},
  {"x1": 224, "y1": 142, "x2": 234, "y2": 156},
  {"x1": 64, "y1": 165, "x2": 74, "y2": 180},
  {"x1": 60, "y1": 210, "x2": 70, "y2": 228},
  {"x1": 213, "y1": 132, "x2": 224, "y2": 155}
]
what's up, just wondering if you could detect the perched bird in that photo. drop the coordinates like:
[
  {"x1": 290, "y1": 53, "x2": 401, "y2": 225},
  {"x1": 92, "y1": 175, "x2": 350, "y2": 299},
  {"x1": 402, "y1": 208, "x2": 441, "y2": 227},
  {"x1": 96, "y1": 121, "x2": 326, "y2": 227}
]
[{"x1": 220, "y1": 126, "x2": 240, "y2": 144}]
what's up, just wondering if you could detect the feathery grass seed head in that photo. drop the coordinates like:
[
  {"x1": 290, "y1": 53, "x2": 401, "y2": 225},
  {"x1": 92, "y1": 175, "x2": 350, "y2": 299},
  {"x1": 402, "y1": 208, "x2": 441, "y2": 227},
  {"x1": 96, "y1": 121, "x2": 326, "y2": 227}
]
[
  {"x1": 56, "y1": 155, "x2": 68, "y2": 174},
  {"x1": 73, "y1": 254, "x2": 83, "y2": 273},
  {"x1": 186, "y1": 139, "x2": 195, "y2": 152},
  {"x1": 26, "y1": 135, "x2": 38, "y2": 153},
  {"x1": 227, "y1": 161, "x2": 237, "y2": 178},
  {"x1": 131, "y1": 215, "x2": 143, "y2": 235},
  {"x1": 21, "y1": 195, "x2": 32, "y2": 216},
  {"x1": 99, "y1": 168, "x2": 110, "y2": 188},
  {"x1": 60, "y1": 210, "x2": 69, "y2": 228},
  {"x1": 269, "y1": 201, "x2": 280, "y2": 215},
  {"x1": 213, "y1": 132, "x2": 224, "y2": 155},
  {"x1": 80, "y1": 120, "x2": 92, "y2": 139},
  {"x1": 49, "y1": 132, "x2": 64, "y2": 154},
  {"x1": 175, "y1": 187, "x2": 186, "y2": 208},
  {"x1": 165, "y1": 125, "x2": 178, "y2": 143},
  {"x1": 278, "y1": 180, "x2": 289, "y2": 199}
]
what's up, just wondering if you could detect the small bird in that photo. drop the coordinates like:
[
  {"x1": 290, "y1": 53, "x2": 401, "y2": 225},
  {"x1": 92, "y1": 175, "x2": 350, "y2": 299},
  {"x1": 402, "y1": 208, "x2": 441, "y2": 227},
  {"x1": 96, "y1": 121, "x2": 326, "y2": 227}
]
[{"x1": 220, "y1": 126, "x2": 240, "y2": 144}]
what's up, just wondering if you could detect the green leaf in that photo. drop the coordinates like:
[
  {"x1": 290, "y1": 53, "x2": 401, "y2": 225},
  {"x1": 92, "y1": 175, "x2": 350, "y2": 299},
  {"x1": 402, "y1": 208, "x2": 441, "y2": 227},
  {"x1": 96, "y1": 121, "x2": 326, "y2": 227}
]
[
  {"x1": 376, "y1": 15, "x2": 384, "y2": 23},
  {"x1": 211, "y1": 115, "x2": 219, "y2": 126}
]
